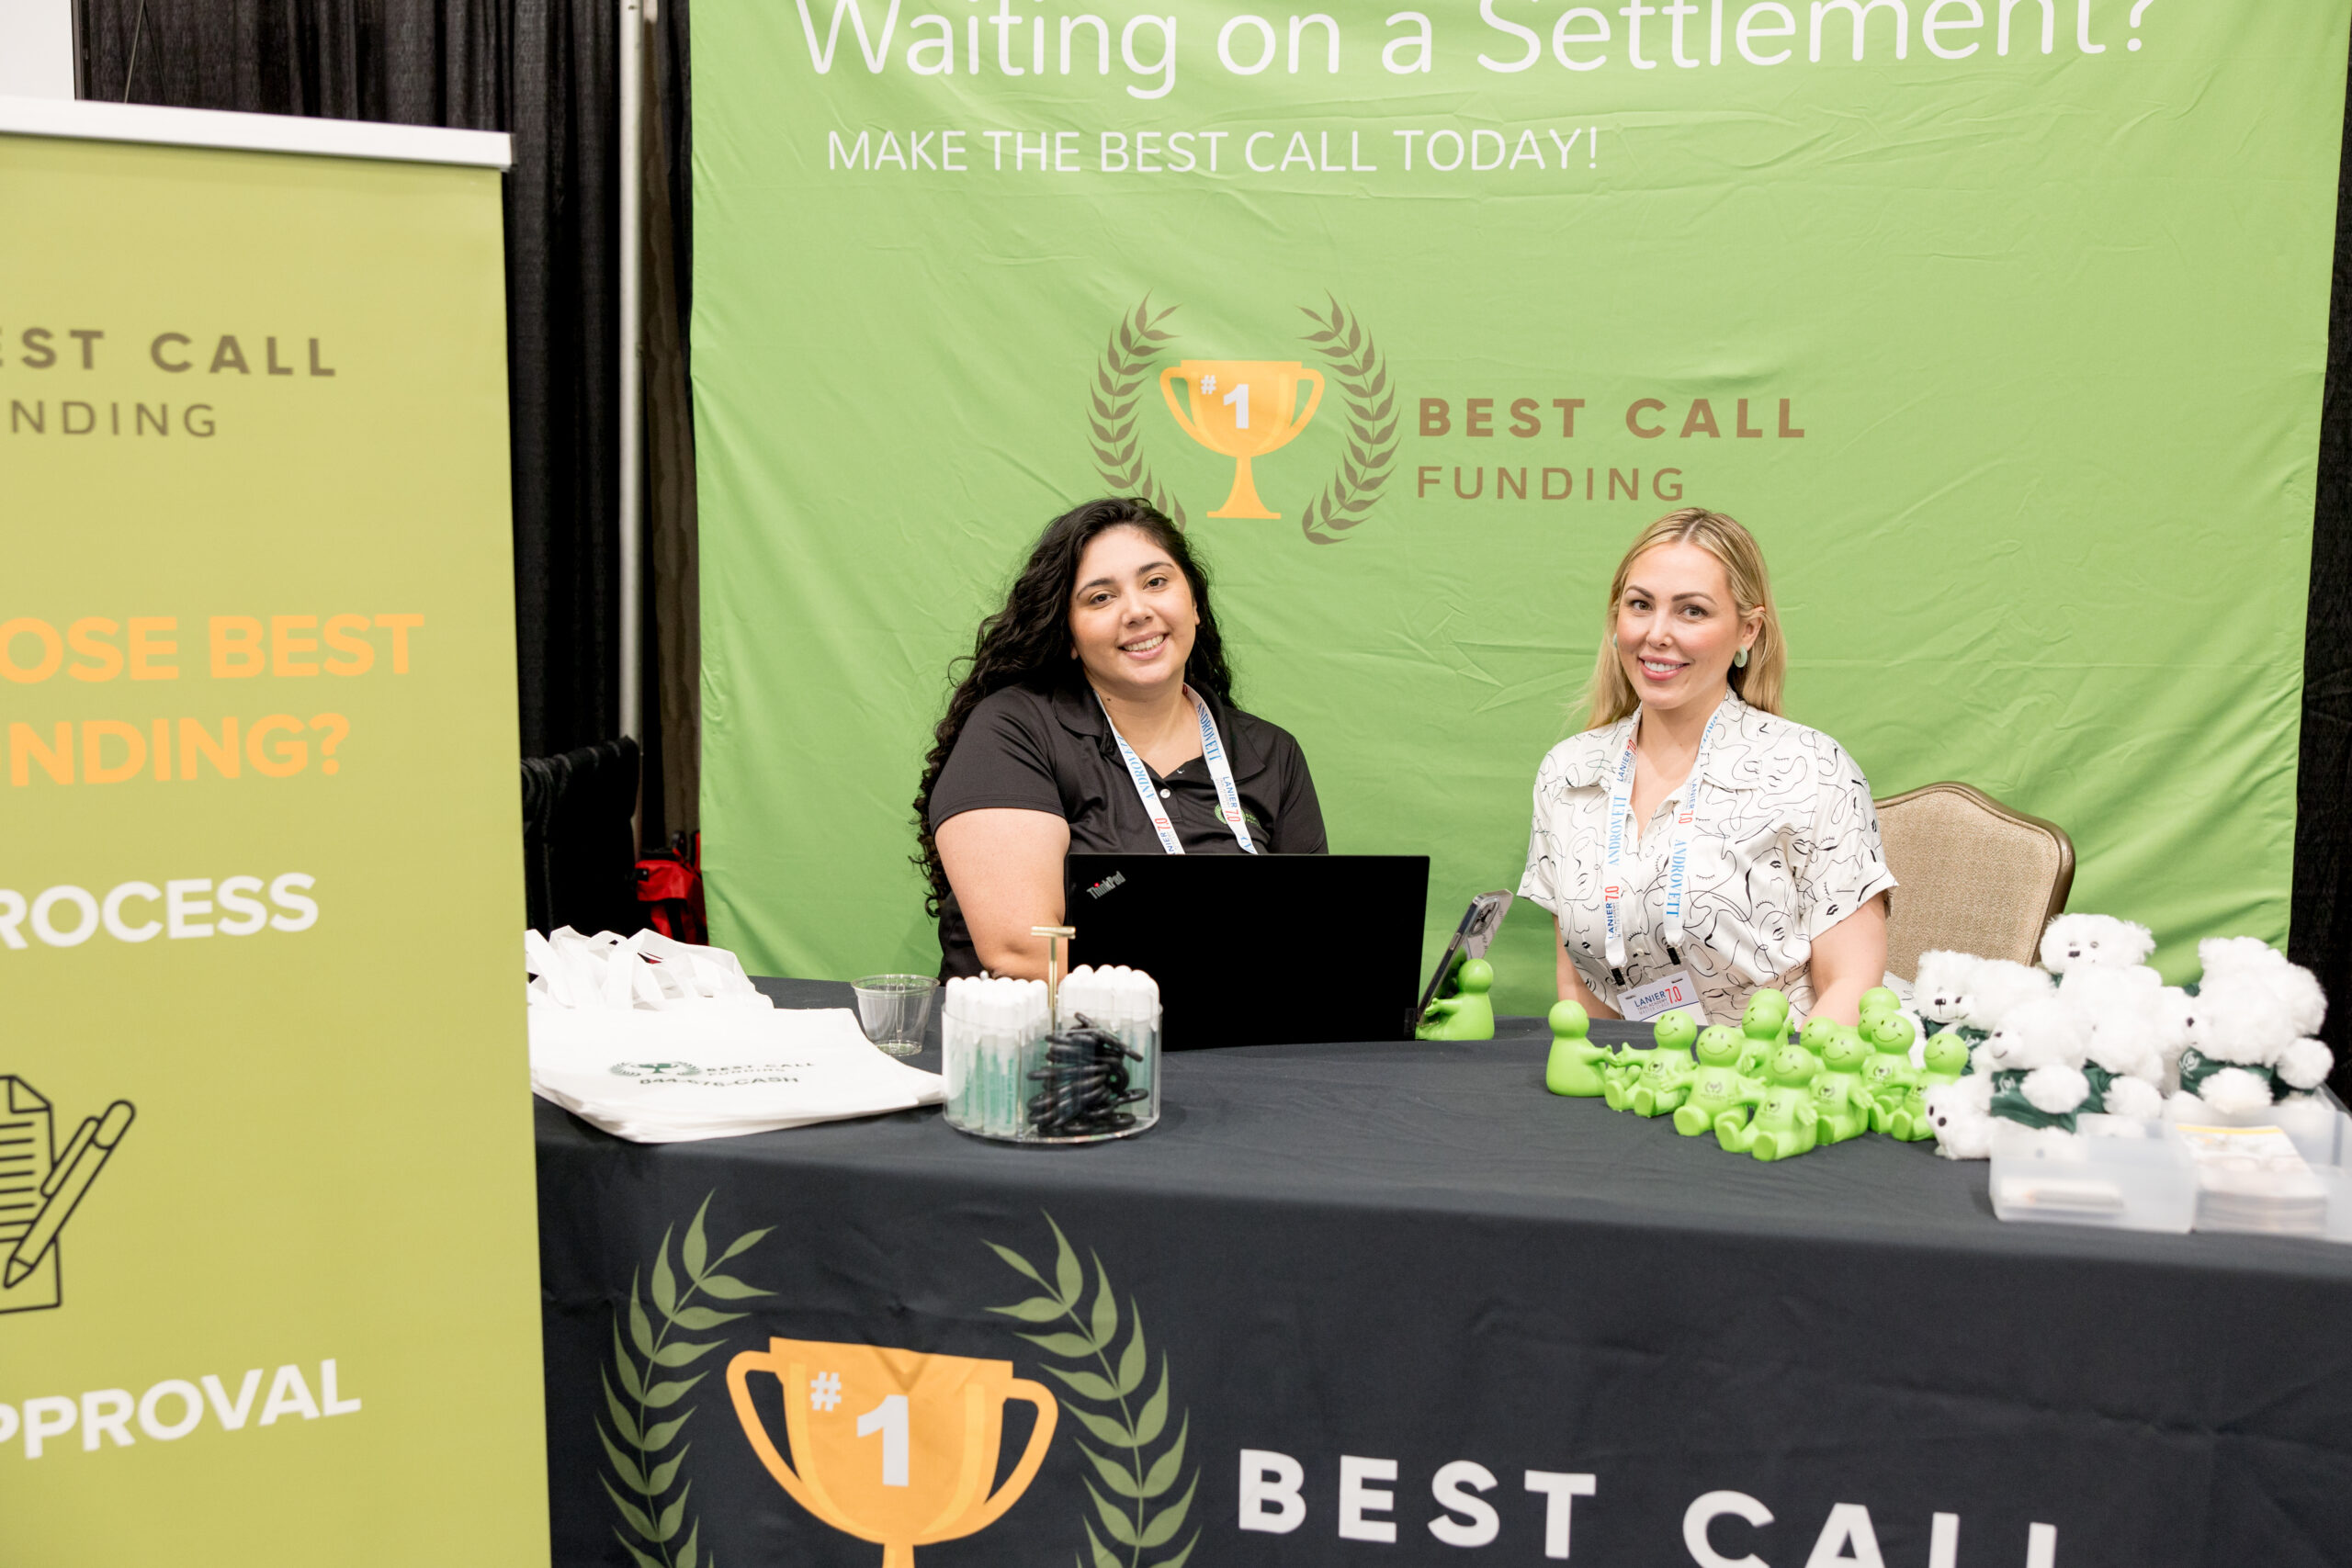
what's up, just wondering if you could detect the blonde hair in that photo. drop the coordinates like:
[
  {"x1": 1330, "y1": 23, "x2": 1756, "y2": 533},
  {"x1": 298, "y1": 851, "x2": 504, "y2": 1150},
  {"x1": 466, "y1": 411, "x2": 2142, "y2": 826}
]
[{"x1": 1586, "y1": 507, "x2": 1785, "y2": 729}]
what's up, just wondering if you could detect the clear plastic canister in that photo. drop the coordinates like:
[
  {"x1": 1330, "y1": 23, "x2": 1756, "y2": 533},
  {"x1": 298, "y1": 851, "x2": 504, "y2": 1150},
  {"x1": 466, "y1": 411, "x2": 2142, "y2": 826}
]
[{"x1": 942, "y1": 967, "x2": 1159, "y2": 1144}]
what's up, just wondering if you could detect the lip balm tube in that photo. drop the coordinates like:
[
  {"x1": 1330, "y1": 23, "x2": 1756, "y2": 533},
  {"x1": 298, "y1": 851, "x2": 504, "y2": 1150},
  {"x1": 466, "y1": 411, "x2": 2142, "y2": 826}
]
[{"x1": 989, "y1": 992, "x2": 1010, "y2": 1138}]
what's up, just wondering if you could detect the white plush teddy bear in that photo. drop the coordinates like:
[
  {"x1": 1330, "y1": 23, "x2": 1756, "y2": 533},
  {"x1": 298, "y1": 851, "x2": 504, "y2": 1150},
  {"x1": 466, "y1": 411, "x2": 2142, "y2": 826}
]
[
  {"x1": 2181, "y1": 939, "x2": 2333, "y2": 1107},
  {"x1": 1914, "y1": 949, "x2": 1983, "y2": 1031},
  {"x1": 1924, "y1": 1078, "x2": 1996, "y2": 1160},
  {"x1": 1965, "y1": 959, "x2": 2057, "y2": 1034},
  {"x1": 2041, "y1": 913, "x2": 2157, "y2": 976},
  {"x1": 2167, "y1": 973, "x2": 2294, "y2": 1120},
  {"x1": 2053, "y1": 964, "x2": 2167, "y2": 1112},
  {"x1": 1981, "y1": 998, "x2": 2094, "y2": 1121},
  {"x1": 2197, "y1": 936, "x2": 2326, "y2": 1040}
]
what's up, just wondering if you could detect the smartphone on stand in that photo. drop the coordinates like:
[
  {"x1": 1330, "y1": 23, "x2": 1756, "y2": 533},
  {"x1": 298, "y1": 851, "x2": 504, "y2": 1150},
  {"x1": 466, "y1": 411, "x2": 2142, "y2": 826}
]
[{"x1": 1411, "y1": 891, "x2": 1513, "y2": 1035}]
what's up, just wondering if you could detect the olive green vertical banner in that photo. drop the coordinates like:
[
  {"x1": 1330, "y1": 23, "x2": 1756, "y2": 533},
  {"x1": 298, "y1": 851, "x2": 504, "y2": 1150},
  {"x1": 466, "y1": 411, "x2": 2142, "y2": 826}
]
[
  {"x1": 0, "y1": 115, "x2": 547, "y2": 1563},
  {"x1": 695, "y1": 1, "x2": 2347, "y2": 1012}
]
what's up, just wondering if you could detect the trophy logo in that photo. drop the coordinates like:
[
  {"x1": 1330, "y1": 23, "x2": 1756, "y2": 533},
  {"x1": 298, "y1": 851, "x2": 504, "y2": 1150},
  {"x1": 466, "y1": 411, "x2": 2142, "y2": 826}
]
[
  {"x1": 728, "y1": 1337, "x2": 1059, "y2": 1568},
  {"x1": 1158, "y1": 360, "x2": 1325, "y2": 519},
  {"x1": 1090, "y1": 294, "x2": 1400, "y2": 544}
]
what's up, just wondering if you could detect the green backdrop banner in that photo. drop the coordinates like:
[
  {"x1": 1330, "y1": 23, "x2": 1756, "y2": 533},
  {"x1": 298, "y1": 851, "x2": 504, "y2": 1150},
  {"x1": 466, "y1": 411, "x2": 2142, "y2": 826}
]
[
  {"x1": 695, "y1": 0, "x2": 2348, "y2": 1010},
  {"x1": 1, "y1": 120, "x2": 546, "y2": 1562}
]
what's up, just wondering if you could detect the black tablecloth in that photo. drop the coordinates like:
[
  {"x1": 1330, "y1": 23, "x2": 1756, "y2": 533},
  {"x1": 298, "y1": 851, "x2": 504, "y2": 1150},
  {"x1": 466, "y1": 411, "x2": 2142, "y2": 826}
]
[{"x1": 537, "y1": 979, "x2": 2352, "y2": 1568}]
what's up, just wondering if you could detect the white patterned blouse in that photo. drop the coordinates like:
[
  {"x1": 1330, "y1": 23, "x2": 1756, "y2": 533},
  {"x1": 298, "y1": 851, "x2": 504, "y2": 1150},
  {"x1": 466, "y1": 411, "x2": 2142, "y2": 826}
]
[{"x1": 1516, "y1": 692, "x2": 1898, "y2": 1026}]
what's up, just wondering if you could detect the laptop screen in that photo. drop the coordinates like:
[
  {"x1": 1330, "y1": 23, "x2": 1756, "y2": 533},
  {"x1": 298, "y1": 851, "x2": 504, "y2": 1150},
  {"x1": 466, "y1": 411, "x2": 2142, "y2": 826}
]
[{"x1": 1064, "y1": 853, "x2": 1430, "y2": 1048}]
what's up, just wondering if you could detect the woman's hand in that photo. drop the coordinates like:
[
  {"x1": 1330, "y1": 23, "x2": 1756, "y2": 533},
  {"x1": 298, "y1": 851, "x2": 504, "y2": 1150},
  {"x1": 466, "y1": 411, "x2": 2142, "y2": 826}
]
[
  {"x1": 936, "y1": 808, "x2": 1071, "y2": 978},
  {"x1": 1804, "y1": 893, "x2": 1890, "y2": 1025},
  {"x1": 1555, "y1": 917, "x2": 1623, "y2": 1019}
]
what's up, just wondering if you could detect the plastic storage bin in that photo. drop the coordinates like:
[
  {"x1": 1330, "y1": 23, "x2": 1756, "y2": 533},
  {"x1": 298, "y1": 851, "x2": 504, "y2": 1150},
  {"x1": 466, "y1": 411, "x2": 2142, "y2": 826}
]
[
  {"x1": 2317, "y1": 1167, "x2": 2352, "y2": 1245},
  {"x1": 1988, "y1": 1089, "x2": 2352, "y2": 1239},
  {"x1": 1989, "y1": 1118, "x2": 2197, "y2": 1233}
]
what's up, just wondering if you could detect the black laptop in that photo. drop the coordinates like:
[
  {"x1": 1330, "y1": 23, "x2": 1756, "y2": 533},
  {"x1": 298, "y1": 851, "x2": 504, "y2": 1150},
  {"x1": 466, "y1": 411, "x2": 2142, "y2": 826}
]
[{"x1": 1064, "y1": 853, "x2": 1430, "y2": 1048}]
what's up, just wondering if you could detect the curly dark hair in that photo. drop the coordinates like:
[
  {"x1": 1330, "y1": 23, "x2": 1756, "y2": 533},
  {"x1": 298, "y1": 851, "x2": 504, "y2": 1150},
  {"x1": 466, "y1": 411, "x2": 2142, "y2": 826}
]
[{"x1": 912, "y1": 497, "x2": 1233, "y2": 915}]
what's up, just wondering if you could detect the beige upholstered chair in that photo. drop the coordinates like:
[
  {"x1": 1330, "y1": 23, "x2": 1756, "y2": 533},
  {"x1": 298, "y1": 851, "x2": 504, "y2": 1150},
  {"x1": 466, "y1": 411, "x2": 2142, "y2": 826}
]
[{"x1": 1874, "y1": 782, "x2": 2075, "y2": 979}]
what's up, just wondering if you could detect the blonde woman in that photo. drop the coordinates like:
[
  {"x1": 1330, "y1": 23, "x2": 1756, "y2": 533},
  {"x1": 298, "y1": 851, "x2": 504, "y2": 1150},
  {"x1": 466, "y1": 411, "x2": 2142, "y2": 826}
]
[{"x1": 1519, "y1": 508, "x2": 1894, "y2": 1027}]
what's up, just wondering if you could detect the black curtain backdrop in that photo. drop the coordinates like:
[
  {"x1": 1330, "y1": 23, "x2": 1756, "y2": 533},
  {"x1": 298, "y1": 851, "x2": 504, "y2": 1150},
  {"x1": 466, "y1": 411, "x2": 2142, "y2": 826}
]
[
  {"x1": 73, "y1": 0, "x2": 695, "y2": 822},
  {"x1": 67, "y1": 10, "x2": 2352, "y2": 1067},
  {"x1": 2300, "y1": 48, "x2": 2352, "y2": 1102},
  {"x1": 641, "y1": 4, "x2": 698, "y2": 841}
]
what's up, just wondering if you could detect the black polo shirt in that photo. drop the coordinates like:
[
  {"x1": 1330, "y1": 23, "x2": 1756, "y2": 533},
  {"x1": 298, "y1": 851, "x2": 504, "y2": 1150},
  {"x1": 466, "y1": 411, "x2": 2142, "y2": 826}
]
[{"x1": 927, "y1": 678, "x2": 1329, "y2": 976}]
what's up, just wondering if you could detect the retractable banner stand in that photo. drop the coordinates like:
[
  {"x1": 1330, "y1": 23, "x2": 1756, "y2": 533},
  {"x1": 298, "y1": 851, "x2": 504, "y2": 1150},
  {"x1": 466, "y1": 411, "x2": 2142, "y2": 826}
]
[
  {"x1": 695, "y1": 1, "x2": 2348, "y2": 1010},
  {"x1": 0, "y1": 105, "x2": 547, "y2": 1563}
]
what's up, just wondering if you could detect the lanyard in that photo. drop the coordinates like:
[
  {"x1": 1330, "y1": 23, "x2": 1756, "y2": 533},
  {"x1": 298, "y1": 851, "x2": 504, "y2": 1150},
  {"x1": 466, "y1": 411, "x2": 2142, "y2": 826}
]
[
  {"x1": 1098, "y1": 686, "x2": 1257, "y2": 856},
  {"x1": 1601, "y1": 700, "x2": 1728, "y2": 982}
]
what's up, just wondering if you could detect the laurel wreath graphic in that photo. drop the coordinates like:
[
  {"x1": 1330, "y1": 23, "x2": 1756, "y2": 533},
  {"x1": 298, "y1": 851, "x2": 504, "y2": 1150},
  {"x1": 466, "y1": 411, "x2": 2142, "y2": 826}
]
[
  {"x1": 989, "y1": 1214, "x2": 1198, "y2": 1568},
  {"x1": 1090, "y1": 298, "x2": 1189, "y2": 527},
  {"x1": 603, "y1": 1195, "x2": 775, "y2": 1568},
  {"x1": 1295, "y1": 295, "x2": 1399, "y2": 547}
]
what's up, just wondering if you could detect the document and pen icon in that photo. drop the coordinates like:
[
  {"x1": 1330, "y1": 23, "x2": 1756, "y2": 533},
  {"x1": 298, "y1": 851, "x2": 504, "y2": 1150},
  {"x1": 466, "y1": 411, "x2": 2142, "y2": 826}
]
[{"x1": 0, "y1": 1077, "x2": 135, "y2": 1316}]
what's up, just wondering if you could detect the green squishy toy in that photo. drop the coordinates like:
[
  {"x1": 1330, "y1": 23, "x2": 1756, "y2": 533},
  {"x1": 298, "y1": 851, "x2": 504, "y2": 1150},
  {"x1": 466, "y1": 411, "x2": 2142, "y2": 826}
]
[
  {"x1": 1858, "y1": 986, "x2": 1903, "y2": 1021},
  {"x1": 1651, "y1": 1010, "x2": 1699, "y2": 1055},
  {"x1": 1600, "y1": 1012, "x2": 1660, "y2": 1106},
  {"x1": 1924, "y1": 1025, "x2": 1975, "y2": 1073},
  {"x1": 1608, "y1": 1005, "x2": 1689, "y2": 1068},
  {"x1": 1858, "y1": 1010, "x2": 1920, "y2": 1134},
  {"x1": 1544, "y1": 1001, "x2": 1609, "y2": 1096},
  {"x1": 1808, "y1": 1028, "x2": 1874, "y2": 1144},
  {"x1": 1736, "y1": 989, "x2": 1792, "y2": 1075},
  {"x1": 1883, "y1": 1031, "x2": 1970, "y2": 1141},
  {"x1": 1626, "y1": 1012, "x2": 1701, "y2": 1117},
  {"x1": 1717, "y1": 1043, "x2": 1819, "y2": 1160},
  {"x1": 1675, "y1": 1025, "x2": 1762, "y2": 1136},
  {"x1": 1797, "y1": 1014, "x2": 1844, "y2": 1066},
  {"x1": 1417, "y1": 958, "x2": 1497, "y2": 1041}
]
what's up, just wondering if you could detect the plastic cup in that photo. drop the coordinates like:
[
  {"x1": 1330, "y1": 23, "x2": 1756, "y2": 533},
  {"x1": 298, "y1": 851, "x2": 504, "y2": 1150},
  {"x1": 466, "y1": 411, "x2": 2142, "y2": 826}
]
[{"x1": 853, "y1": 975, "x2": 939, "y2": 1056}]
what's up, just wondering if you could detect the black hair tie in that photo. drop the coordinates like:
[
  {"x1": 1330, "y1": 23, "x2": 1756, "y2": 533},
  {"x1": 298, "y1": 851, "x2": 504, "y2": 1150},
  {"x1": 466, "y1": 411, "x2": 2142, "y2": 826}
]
[{"x1": 1026, "y1": 1014, "x2": 1148, "y2": 1138}]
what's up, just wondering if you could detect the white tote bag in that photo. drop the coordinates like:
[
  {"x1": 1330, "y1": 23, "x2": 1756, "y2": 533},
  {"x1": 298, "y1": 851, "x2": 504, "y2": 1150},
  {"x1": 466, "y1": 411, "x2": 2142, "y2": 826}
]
[{"x1": 525, "y1": 929, "x2": 943, "y2": 1142}]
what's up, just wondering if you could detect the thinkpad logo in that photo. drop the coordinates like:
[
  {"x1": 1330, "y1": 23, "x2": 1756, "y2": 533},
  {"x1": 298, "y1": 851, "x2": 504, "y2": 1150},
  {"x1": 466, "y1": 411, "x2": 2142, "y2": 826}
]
[{"x1": 1086, "y1": 872, "x2": 1127, "y2": 899}]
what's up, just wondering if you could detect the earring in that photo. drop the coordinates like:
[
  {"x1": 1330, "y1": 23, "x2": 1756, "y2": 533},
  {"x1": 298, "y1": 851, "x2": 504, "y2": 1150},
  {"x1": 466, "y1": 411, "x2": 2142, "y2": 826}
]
[
  {"x1": 1734, "y1": 647, "x2": 1749, "y2": 669},
  {"x1": 1610, "y1": 634, "x2": 1618, "y2": 649}
]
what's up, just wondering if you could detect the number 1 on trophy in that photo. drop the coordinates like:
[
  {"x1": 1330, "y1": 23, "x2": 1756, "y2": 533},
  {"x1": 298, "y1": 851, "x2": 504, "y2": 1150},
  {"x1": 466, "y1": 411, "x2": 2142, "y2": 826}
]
[{"x1": 856, "y1": 1393, "x2": 910, "y2": 1487}]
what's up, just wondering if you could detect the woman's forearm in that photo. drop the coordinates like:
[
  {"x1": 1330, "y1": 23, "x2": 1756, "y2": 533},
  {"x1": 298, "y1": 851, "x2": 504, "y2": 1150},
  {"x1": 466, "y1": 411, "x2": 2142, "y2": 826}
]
[
  {"x1": 1804, "y1": 894, "x2": 1890, "y2": 1026},
  {"x1": 1805, "y1": 976, "x2": 1870, "y2": 1027},
  {"x1": 938, "y1": 807, "x2": 1070, "y2": 977}
]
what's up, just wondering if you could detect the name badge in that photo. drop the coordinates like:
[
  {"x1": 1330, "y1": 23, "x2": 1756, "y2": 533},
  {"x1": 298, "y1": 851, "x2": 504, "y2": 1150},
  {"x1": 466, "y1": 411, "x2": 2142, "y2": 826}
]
[{"x1": 1618, "y1": 968, "x2": 1706, "y2": 1026}]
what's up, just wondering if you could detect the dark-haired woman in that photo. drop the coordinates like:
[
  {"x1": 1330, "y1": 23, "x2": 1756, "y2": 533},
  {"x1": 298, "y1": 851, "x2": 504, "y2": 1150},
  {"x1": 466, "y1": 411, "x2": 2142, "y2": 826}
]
[{"x1": 914, "y1": 498, "x2": 1328, "y2": 978}]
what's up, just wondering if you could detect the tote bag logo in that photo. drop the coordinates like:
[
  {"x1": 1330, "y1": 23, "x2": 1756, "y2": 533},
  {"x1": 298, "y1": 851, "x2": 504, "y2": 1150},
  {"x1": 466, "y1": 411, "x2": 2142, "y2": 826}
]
[{"x1": 1089, "y1": 295, "x2": 1400, "y2": 545}]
